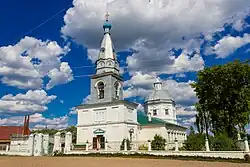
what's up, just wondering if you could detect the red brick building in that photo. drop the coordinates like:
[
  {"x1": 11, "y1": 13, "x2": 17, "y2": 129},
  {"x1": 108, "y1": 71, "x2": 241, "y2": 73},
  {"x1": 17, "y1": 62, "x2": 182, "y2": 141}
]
[{"x1": 0, "y1": 116, "x2": 30, "y2": 150}]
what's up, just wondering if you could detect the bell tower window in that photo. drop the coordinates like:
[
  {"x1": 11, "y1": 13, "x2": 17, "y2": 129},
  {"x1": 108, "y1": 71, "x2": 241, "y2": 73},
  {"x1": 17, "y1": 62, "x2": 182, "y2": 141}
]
[
  {"x1": 114, "y1": 82, "x2": 120, "y2": 99},
  {"x1": 97, "y1": 82, "x2": 105, "y2": 99}
]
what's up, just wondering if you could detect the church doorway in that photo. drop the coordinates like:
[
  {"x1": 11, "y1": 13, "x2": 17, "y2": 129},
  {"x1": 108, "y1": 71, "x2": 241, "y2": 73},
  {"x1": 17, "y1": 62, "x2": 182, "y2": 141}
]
[{"x1": 93, "y1": 135, "x2": 105, "y2": 150}]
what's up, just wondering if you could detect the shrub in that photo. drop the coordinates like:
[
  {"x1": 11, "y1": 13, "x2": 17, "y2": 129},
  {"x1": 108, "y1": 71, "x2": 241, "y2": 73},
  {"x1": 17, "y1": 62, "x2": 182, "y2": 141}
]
[
  {"x1": 211, "y1": 134, "x2": 240, "y2": 151},
  {"x1": 120, "y1": 138, "x2": 131, "y2": 150},
  {"x1": 183, "y1": 133, "x2": 206, "y2": 151},
  {"x1": 138, "y1": 144, "x2": 148, "y2": 150},
  {"x1": 244, "y1": 154, "x2": 250, "y2": 162},
  {"x1": 53, "y1": 150, "x2": 64, "y2": 156},
  {"x1": 151, "y1": 134, "x2": 166, "y2": 150}
]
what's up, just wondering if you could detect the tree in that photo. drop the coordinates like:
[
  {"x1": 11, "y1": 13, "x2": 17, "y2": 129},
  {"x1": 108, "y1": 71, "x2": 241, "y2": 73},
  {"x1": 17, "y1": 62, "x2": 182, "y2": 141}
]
[
  {"x1": 189, "y1": 126, "x2": 195, "y2": 135},
  {"x1": 31, "y1": 129, "x2": 58, "y2": 135},
  {"x1": 191, "y1": 60, "x2": 250, "y2": 138},
  {"x1": 31, "y1": 126, "x2": 77, "y2": 143},
  {"x1": 194, "y1": 104, "x2": 205, "y2": 134},
  {"x1": 183, "y1": 133, "x2": 206, "y2": 151},
  {"x1": 151, "y1": 134, "x2": 166, "y2": 150}
]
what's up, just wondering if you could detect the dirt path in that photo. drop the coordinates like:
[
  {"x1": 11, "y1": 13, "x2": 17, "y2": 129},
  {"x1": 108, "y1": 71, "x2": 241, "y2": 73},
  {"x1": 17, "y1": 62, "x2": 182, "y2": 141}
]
[{"x1": 0, "y1": 157, "x2": 250, "y2": 167}]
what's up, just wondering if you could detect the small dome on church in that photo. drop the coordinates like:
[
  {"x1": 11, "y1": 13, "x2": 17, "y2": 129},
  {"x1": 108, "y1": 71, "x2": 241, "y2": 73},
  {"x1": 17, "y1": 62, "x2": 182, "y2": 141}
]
[
  {"x1": 103, "y1": 21, "x2": 112, "y2": 30},
  {"x1": 145, "y1": 89, "x2": 172, "y2": 102},
  {"x1": 145, "y1": 78, "x2": 173, "y2": 102}
]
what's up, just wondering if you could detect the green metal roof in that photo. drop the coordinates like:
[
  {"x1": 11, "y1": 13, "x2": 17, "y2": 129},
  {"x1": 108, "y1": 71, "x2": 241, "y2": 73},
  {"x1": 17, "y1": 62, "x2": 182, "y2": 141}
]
[
  {"x1": 137, "y1": 114, "x2": 187, "y2": 130},
  {"x1": 137, "y1": 114, "x2": 166, "y2": 126}
]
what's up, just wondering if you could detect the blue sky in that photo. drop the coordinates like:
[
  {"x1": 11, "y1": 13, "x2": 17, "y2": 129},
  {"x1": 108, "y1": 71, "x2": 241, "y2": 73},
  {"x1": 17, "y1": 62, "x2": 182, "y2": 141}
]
[{"x1": 0, "y1": 0, "x2": 249, "y2": 130}]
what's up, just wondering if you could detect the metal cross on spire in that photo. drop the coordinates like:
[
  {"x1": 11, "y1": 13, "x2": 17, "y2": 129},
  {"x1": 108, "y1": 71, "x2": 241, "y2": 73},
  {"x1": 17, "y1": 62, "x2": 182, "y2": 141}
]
[
  {"x1": 105, "y1": 2, "x2": 110, "y2": 21},
  {"x1": 105, "y1": 10, "x2": 110, "y2": 21}
]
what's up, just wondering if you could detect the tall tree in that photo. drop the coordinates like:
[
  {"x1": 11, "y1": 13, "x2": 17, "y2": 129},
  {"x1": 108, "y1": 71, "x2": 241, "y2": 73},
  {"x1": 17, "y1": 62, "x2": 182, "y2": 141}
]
[{"x1": 191, "y1": 60, "x2": 250, "y2": 138}]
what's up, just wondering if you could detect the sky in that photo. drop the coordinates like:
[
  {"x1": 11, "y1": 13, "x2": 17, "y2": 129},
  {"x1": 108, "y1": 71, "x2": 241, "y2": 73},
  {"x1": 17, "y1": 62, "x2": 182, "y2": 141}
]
[{"x1": 0, "y1": 0, "x2": 249, "y2": 130}]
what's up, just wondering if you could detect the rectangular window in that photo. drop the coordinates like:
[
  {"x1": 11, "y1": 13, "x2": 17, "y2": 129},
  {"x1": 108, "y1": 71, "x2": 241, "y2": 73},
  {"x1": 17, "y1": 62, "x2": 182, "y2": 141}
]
[
  {"x1": 94, "y1": 110, "x2": 106, "y2": 122},
  {"x1": 153, "y1": 109, "x2": 157, "y2": 116},
  {"x1": 128, "y1": 108, "x2": 133, "y2": 121},
  {"x1": 165, "y1": 109, "x2": 169, "y2": 115}
]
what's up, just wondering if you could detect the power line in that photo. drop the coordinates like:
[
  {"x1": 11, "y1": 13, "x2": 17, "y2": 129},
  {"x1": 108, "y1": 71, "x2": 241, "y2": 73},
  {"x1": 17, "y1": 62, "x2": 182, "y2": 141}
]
[
  {"x1": 70, "y1": 56, "x2": 177, "y2": 69},
  {"x1": 8, "y1": 2, "x2": 73, "y2": 45}
]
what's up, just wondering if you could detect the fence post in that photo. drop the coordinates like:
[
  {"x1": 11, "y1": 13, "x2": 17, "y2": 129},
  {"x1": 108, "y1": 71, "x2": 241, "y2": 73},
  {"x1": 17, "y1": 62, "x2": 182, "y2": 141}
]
[
  {"x1": 148, "y1": 140, "x2": 152, "y2": 151},
  {"x1": 34, "y1": 133, "x2": 43, "y2": 156},
  {"x1": 5, "y1": 144, "x2": 9, "y2": 152},
  {"x1": 64, "y1": 132, "x2": 72, "y2": 154},
  {"x1": 105, "y1": 140, "x2": 108, "y2": 151},
  {"x1": 53, "y1": 132, "x2": 61, "y2": 153},
  {"x1": 244, "y1": 137, "x2": 249, "y2": 152},
  {"x1": 205, "y1": 137, "x2": 210, "y2": 152},
  {"x1": 17, "y1": 144, "x2": 20, "y2": 152},
  {"x1": 27, "y1": 134, "x2": 34, "y2": 156},
  {"x1": 124, "y1": 139, "x2": 127, "y2": 151},
  {"x1": 86, "y1": 140, "x2": 89, "y2": 151},
  {"x1": 174, "y1": 138, "x2": 178, "y2": 151},
  {"x1": 43, "y1": 134, "x2": 49, "y2": 155}
]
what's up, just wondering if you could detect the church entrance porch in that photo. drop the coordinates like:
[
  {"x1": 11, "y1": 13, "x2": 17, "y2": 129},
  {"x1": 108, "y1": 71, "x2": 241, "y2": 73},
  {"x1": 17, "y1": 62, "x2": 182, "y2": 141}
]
[
  {"x1": 92, "y1": 128, "x2": 105, "y2": 150},
  {"x1": 92, "y1": 135, "x2": 105, "y2": 150}
]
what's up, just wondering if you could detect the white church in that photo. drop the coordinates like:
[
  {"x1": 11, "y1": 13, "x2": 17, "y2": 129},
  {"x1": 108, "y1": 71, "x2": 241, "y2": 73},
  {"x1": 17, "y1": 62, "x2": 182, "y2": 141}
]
[{"x1": 76, "y1": 14, "x2": 187, "y2": 150}]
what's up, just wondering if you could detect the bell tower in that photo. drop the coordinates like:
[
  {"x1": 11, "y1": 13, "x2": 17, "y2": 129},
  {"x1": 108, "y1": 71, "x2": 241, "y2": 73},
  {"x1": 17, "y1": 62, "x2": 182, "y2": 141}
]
[{"x1": 88, "y1": 11, "x2": 123, "y2": 104}]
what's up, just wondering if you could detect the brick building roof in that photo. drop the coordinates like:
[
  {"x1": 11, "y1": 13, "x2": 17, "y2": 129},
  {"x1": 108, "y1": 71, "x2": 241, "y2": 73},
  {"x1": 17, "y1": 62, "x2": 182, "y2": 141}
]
[{"x1": 0, "y1": 126, "x2": 30, "y2": 140}]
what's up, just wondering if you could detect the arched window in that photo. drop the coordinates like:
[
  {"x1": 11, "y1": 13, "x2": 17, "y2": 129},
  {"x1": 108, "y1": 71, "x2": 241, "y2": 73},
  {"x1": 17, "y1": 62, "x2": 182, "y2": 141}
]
[
  {"x1": 114, "y1": 82, "x2": 120, "y2": 99},
  {"x1": 97, "y1": 82, "x2": 105, "y2": 99}
]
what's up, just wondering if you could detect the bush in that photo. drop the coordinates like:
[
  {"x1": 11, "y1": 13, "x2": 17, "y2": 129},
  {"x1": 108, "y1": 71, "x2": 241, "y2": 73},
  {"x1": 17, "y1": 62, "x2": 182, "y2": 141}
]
[
  {"x1": 120, "y1": 138, "x2": 131, "y2": 150},
  {"x1": 138, "y1": 144, "x2": 148, "y2": 150},
  {"x1": 53, "y1": 150, "x2": 64, "y2": 156},
  {"x1": 151, "y1": 134, "x2": 166, "y2": 150},
  {"x1": 244, "y1": 154, "x2": 250, "y2": 162},
  {"x1": 183, "y1": 133, "x2": 206, "y2": 151},
  {"x1": 211, "y1": 134, "x2": 240, "y2": 151}
]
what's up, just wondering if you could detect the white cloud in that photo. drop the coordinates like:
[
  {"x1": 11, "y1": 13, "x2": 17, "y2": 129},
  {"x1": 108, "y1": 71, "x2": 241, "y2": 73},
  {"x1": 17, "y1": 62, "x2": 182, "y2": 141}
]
[
  {"x1": 165, "y1": 80, "x2": 197, "y2": 105},
  {"x1": 0, "y1": 90, "x2": 56, "y2": 114},
  {"x1": 124, "y1": 72, "x2": 156, "y2": 89},
  {"x1": 69, "y1": 107, "x2": 78, "y2": 115},
  {"x1": 233, "y1": 19, "x2": 246, "y2": 31},
  {"x1": 0, "y1": 113, "x2": 68, "y2": 130},
  {"x1": 124, "y1": 87, "x2": 151, "y2": 99},
  {"x1": 176, "y1": 105, "x2": 197, "y2": 116},
  {"x1": 177, "y1": 114, "x2": 197, "y2": 127},
  {"x1": 182, "y1": 117, "x2": 196, "y2": 125},
  {"x1": 61, "y1": 0, "x2": 249, "y2": 74},
  {"x1": 87, "y1": 49, "x2": 99, "y2": 63},
  {"x1": 176, "y1": 73, "x2": 186, "y2": 78},
  {"x1": 62, "y1": 0, "x2": 250, "y2": 50},
  {"x1": 123, "y1": 72, "x2": 197, "y2": 105},
  {"x1": 82, "y1": 94, "x2": 91, "y2": 103},
  {"x1": 46, "y1": 62, "x2": 73, "y2": 90},
  {"x1": 0, "y1": 36, "x2": 72, "y2": 89},
  {"x1": 208, "y1": 33, "x2": 250, "y2": 58}
]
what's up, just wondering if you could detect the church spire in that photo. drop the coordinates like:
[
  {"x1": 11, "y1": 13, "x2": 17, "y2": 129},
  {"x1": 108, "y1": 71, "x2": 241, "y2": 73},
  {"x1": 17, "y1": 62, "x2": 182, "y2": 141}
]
[{"x1": 95, "y1": 11, "x2": 119, "y2": 75}]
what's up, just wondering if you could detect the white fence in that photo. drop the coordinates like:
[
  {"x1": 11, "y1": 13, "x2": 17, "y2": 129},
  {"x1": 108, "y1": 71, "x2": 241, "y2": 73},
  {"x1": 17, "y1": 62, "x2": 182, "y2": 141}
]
[
  {"x1": 1, "y1": 132, "x2": 249, "y2": 160},
  {"x1": 66, "y1": 150, "x2": 248, "y2": 160}
]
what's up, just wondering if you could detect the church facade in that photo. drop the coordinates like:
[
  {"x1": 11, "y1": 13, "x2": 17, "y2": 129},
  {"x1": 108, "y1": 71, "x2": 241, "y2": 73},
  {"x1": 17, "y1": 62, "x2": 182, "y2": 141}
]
[{"x1": 76, "y1": 14, "x2": 187, "y2": 150}]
